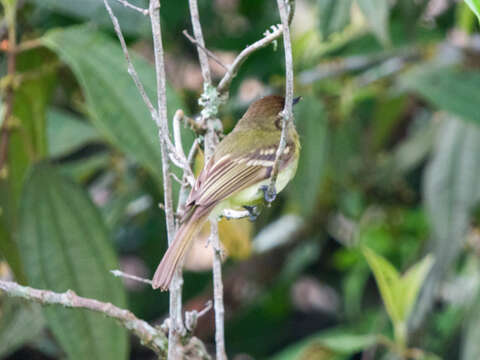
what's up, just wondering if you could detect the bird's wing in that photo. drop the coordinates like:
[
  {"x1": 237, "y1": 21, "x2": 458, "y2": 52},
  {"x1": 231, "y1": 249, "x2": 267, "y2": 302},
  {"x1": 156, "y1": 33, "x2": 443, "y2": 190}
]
[{"x1": 185, "y1": 131, "x2": 294, "y2": 210}]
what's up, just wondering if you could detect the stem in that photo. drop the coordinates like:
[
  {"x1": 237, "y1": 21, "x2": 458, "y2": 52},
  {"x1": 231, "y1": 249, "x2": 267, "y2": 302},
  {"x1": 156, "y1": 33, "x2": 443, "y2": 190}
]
[
  {"x1": 267, "y1": 0, "x2": 295, "y2": 199},
  {"x1": 148, "y1": 1, "x2": 183, "y2": 358},
  {"x1": 187, "y1": 1, "x2": 227, "y2": 358},
  {"x1": 0, "y1": 0, "x2": 17, "y2": 175},
  {"x1": 188, "y1": 0, "x2": 211, "y2": 85}
]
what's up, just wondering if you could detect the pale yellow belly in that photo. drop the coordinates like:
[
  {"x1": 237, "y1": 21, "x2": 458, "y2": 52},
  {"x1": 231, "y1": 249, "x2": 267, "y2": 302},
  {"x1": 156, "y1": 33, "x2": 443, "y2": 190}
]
[{"x1": 210, "y1": 157, "x2": 299, "y2": 220}]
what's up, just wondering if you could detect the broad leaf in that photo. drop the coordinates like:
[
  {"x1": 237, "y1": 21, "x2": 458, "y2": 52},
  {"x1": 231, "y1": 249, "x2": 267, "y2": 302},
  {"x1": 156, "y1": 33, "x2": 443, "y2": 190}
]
[
  {"x1": 47, "y1": 108, "x2": 99, "y2": 157},
  {"x1": 272, "y1": 330, "x2": 377, "y2": 360},
  {"x1": 363, "y1": 247, "x2": 401, "y2": 323},
  {"x1": 0, "y1": 49, "x2": 56, "y2": 283},
  {"x1": 398, "y1": 254, "x2": 434, "y2": 322},
  {"x1": 19, "y1": 163, "x2": 128, "y2": 360},
  {"x1": 27, "y1": 0, "x2": 150, "y2": 36},
  {"x1": 42, "y1": 25, "x2": 185, "y2": 183},
  {"x1": 318, "y1": 0, "x2": 353, "y2": 39},
  {"x1": 289, "y1": 96, "x2": 328, "y2": 217},
  {"x1": 400, "y1": 65, "x2": 480, "y2": 125},
  {"x1": 465, "y1": 0, "x2": 480, "y2": 22},
  {"x1": 357, "y1": 0, "x2": 390, "y2": 46},
  {"x1": 0, "y1": 300, "x2": 45, "y2": 358},
  {"x1": 462, "y1": 291, "x2": 480, "y2": 360},
  {"x1": 413, "y1": 117, "x2": 480, "y2": 329}
]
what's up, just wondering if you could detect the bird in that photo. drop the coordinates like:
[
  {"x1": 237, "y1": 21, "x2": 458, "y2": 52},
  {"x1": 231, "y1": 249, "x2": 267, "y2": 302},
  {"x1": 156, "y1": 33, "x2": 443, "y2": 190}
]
[{"x1": 152, "y1": 95, "x2": 301, "y2": 290}]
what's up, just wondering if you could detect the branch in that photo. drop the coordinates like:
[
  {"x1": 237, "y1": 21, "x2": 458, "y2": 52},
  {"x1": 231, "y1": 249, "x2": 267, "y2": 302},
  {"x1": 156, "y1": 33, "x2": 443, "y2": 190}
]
[
  {"x1": 217, "y1": 24, "x2": 283, "y2": 94},
  {"x1": 188, "y1": 1, "x2": 227, "y2": 358},
  {"x1": 0, "y1": 280, "x2": 167, "y2": 355},
  {"x1": 113, "y1": 0, "x2": 149, "y2": 15},
  {"x1": 188, "y1": 0, "x2": 212, "y2": 84},
  {"x1": 104, "y1": 0, "x2": 193, "y2": 181},
  {"x1": 0, "y1": 280, "x2": 212, "y2": 359},
  {"x1": 183, "y1": 30, "x2": 228, "y2": 71},
  {"x1": 0, "y1": 0, "x2": 17, "y2": 175},
  {"x1": 110, "y1": 269, "x2": 153, "y2": 285},
  {"x1": 103, "y1": 0, "x2": 157, "y2": 121},
  {"x1": 148, "y1": 1, "x2": 184, "y2": 359},
  {"x1": 266, "y1": 0, "x2": 295, "y2": 201}
]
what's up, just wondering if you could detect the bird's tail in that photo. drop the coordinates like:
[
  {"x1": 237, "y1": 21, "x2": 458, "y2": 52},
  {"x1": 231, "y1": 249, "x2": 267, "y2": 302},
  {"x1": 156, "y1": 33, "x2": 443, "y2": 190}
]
[{"x1": 152, "y1": 208, "x2": 210, "y2": 290}]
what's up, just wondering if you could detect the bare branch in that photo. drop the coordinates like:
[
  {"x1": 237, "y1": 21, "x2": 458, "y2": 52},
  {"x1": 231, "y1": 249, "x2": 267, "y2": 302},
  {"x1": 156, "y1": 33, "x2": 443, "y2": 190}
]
[
  {"x1": 111, "y1": 269, "x2": 153, "y2": 285},
  {"x1": 103, "y1": 0, "x2": 157, "y2": 121},
  {"x1": 148, "y1": 1, "x2": 184, "y2": 358},
  {"x1": 188, "y1": 0, "x2": 212, "y2": 84},
  {"x1": 217, "y1": 24, "x2": 283, "y2": 94},
  {"x1": 187, "y1": 1, "x2": 227, "y2": 358},
  {"x1": 185, "y1": 300, "x2": 213, "y2": 332},
  {"x1": 104, "y1": 0, "x2": 193, "y2": 182},
  {"x1": 266, "y1": 0, "x2": 295, "y2": 201},
  {"x1": 173, "y1": 109, "x2": 187, "y2": 162},
  {"x1": 113, "y1": 0, "x2": 149, "y2": 15},
  {"x1": 177, "y1": 138, "x2": 200, "y2": 218},
  {"x1": 0, "y1": 280, "x2": 167, "y2": 355},
  {"x1": 210, "y1": 221, "x2": 227, "y2": 360},
  {"x1": 183, "y1": 30, "x2": 228, "y2": 71}
]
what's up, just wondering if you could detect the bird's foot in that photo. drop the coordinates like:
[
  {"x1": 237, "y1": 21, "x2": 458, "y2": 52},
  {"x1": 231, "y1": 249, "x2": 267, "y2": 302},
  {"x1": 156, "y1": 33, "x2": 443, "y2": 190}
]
[
  {"x1": 260, "y1": 185, "x2": 277, "y2": 205},
  {"x1": 243, "y1": 205, "x2": 260, "y2": 222}
]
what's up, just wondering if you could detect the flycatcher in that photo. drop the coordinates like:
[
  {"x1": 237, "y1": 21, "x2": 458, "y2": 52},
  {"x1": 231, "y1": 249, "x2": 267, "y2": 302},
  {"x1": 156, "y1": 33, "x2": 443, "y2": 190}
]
[{"x1": 152, "y1": 95, "x2": 301, "y2": 290}]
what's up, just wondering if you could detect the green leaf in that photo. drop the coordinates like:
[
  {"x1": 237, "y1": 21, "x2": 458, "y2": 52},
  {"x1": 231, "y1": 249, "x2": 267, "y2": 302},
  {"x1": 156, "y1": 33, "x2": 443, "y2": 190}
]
[
  {"x1": 0, "y1": 300, "x2": 45, "y2": 358},
  {"x1": 398, "y1": 254, "x2": 434, "y2": 322},
  {"x1": 289, "y1": 96, "x2": 328, "y2": 217},
  {"x1": 465, "y1": 0, "x2": 480, "y2": 22},
  {"x1": 462, "y1": 291, "x2": 480, "y2": 360},
  {"x1": 41, "y1": 25, "x2": 185, "y2": 183},
  {"x1": 400, "y1": 65, "x2": 480, "y2": 125},
  {"x1": 27, "y1": 0, "x2": 150, "y2": 36},
  {"x1": 362, "y1": 247, "x2": 402, "y2": 324},
  {"x1": 357, "y1": 0, "x2": 391, "y2": 46},
  {"x1": 19, "y1": 163, "x2": 128, "y2": 360},
  {"x1": 47, "y1": 108, "x2": 100, "y2": 157},
  {"x1": 317, "y1": 0, "x2": 353, "y2": 40},
  {"x1": 272, "y1": 330, "x2": 377, "y2": 360},
  {"x1": 0, "y1": 49, "x2": 56, "y2": 283},
  {"x1": 413, "y1": 116, "x2": 480, "y2": 329}
]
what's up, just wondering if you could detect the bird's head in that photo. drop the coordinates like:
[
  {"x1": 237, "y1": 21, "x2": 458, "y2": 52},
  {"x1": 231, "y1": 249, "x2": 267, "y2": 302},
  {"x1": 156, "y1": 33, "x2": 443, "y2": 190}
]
[{"x1": 235, "y1": 95, "x2": 300, "y2": 132}]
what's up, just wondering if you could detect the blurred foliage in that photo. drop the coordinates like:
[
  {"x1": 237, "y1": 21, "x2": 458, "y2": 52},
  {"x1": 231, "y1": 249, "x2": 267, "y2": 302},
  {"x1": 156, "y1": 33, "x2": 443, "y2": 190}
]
[{"x1": 1, "y1": 0, "x2": 480, "y2": 359}]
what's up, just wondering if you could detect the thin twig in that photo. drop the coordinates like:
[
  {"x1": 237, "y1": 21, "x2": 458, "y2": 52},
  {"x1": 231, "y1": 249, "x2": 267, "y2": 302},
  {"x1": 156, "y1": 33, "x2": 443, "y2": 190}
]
[
  {"x1": 0, "y1": 280, "x2": 167, "y2": 355},
  {"x1": 103, "y1": 0, "x2": 157, "y2": 120},
  {"x1": 110, "y1": 270, "x2": 153, "y2": 285},
  {"x1": 173, "y1": 110, "x2": 186, "y2": 160},
  {"x1": 183, "y1": 30, "x2": 228, "y2": 71},
  {"x1": 113, "y1": 0, "x2": 149, "y2": 15},
  {"x1": 185, "y1": 300, "x2": 213, "y2": 332},
  {"x1": 104, "y1": 0, "x2": 193, "y2": 179},
  {"x1": 176, "y1": 138, "x2": 200, "y2": 219},
  {"x1": 217, "y1": 24, "x2": 283, "y2": 94},
  {"x1": 148, "y1": 1, "x2": 184, "y2": 359},
  {"x1": 188, "y1": 0, "x2": 212, "y2": 84},
  {"x1": 0, "y1": 280, "x2": 212, "y2": 359},
  {"x1": 0, "y1": 1, "x2": 17, "y2": 176},
  {"x1": 170, "y1": 172, "x2": 184, "y2": 185},
  {"x1": 188, "y1": 1, "x2": 227, "y2": 358},
  {"x1": 267, "y1": 0, "x2": 295, "y2": 201}
]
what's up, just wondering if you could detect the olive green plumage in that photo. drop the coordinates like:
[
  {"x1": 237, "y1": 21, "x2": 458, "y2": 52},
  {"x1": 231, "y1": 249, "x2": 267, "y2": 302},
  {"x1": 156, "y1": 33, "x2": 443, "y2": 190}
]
[{"x1": 152, "y1": 95, "x2": 301, "y2": 290}]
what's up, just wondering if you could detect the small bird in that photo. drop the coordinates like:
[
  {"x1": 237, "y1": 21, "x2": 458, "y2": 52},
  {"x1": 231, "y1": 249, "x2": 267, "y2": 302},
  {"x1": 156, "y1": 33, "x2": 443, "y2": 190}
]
[{"x1": 152, "y1": 95, "x2": 301, "y2": 290}]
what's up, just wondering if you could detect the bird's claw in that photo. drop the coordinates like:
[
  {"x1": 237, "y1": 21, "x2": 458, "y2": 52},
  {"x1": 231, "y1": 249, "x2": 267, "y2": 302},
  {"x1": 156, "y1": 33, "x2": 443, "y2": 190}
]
[
  {"x1": 243, "y1": 205, "x2": 260, "y2": 222},
  {"x1": 260, "y1": 185, "x2": 277, "y2": 205}
]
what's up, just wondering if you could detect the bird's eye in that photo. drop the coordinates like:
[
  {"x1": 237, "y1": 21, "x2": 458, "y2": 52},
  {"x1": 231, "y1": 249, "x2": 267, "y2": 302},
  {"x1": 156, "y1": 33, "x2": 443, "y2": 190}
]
[{"x1": 274, "y1": 116, "x2": 282, "y2": 130}]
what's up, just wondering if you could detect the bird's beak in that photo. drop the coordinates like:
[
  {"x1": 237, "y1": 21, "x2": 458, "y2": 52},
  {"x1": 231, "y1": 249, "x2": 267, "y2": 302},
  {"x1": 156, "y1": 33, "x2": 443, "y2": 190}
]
[{"x1": 293, "y1": 96, "x2": 302, "y2": 106}]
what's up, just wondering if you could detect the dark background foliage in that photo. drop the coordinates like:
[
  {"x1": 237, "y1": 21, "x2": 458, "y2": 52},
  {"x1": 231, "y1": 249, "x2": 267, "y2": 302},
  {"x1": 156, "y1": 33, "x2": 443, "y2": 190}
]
[{"x1": 1, "y1": 0, "x2": 480, "y2": 359}]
